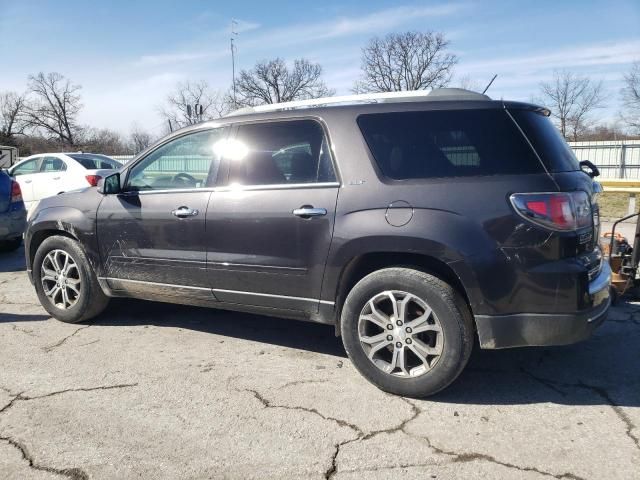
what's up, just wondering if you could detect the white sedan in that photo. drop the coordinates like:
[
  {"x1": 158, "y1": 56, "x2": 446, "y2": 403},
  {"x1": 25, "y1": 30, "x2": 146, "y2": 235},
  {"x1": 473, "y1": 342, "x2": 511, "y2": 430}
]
[{"x1": 8, "y1": 153, "x2": 121, "y2": 211}]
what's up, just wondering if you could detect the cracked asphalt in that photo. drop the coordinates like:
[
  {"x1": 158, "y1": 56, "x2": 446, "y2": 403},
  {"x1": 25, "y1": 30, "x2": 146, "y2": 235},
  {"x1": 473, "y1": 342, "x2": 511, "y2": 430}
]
[{"x1": 0, "y1": 246, "x2": 639, "y2": 479}]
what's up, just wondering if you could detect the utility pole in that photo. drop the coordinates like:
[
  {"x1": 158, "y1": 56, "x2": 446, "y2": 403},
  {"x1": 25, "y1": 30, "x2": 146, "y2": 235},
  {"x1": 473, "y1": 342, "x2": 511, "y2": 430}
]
[{"x1": 230, "y1": 19, "x2": 238, "y2": 108}]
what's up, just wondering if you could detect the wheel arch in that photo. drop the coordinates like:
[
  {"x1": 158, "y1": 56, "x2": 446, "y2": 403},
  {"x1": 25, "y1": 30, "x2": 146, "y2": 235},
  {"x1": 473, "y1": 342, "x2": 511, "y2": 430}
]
[{"x1": 331, "y1": 251, "x2": 477, "y2": 334}]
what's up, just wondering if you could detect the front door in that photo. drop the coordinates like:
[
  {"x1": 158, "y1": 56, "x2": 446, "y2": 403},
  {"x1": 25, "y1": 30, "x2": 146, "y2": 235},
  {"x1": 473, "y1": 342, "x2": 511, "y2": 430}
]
[
  {"x1": 97, "y1": 127, "x2": 227, "y2": 301},
  {"x1": 10, "y1": 157, "x2": 40, "y2": 209},
  {"x1": 206, "y1": 119, "x2": 339, "y2": 313}
]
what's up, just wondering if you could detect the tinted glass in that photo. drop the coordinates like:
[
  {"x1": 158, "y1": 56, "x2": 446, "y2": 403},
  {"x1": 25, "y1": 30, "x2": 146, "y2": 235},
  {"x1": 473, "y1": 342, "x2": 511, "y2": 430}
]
[
  {"x1": 127, "y1": 128, "x2": 225, "y2": 191},
  {"x1": 12, "y1": 158, "x2": 40, "y2": 176},
  {"x1": 511, "y1": 110, "x2": 580, "y2": 172},
  {"x1": 229, "y1": 120, "x2": 336, "y2": 185},
  {"x1": 357, "y1": 109, "x2": 543, "y2": 179},
  {"x1": 41, "y1": 157, "x2": 66, "y2": 172},
  {"x1": 68, "y1": 154, "x2": 121, "y2": 170}
]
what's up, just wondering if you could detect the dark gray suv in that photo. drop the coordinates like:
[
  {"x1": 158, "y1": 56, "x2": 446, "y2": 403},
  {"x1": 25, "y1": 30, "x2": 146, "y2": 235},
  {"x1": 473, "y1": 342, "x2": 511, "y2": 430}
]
[{"x1": 24, "y1": 89, "x2": 610, "y2": 397}]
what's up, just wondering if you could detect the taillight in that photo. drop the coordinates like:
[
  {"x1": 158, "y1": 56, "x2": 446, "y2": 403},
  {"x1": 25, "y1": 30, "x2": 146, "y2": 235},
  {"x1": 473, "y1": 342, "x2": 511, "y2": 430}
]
[
  {"x1": 510, "y1": 191, "x2": 592, "y2": 231},
  {"x1": 85, "y1": 175, "x2": 101, "y2": 187},
  {"x1": 10, "y1": 181, "x2": 22, "y2": 203}
]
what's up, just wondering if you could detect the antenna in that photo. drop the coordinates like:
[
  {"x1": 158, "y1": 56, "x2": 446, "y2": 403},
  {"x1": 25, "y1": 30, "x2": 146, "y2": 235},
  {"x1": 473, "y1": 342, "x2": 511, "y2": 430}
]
[
  {"x1": 482, "y1": 74, "x2": 497, "y2": 95},
  {"x1": 230, "y1": 19, "x2": 239, "y2": 108}
]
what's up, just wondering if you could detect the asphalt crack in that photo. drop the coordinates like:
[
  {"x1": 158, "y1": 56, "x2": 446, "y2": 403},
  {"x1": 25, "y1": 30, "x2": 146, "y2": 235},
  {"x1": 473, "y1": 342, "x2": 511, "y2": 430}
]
[
  {"x1": 244, "y1": 388, "x2": 425, "y2": 479},
  {"x1": 245, "y1": 388, "x2": 364, "y2": 436},
  {"x1": 0, "y1": 435, "x2": 89, "y2": 480},
  {"x1": 521, "y1": 368, "x2": 639, "y2": 451},
  {"x1": 400, "y1": 399, "x2": 586, "y2": 480},
  {"x1": 42, "y1": 324, "x2": 92, "y2": 352},
  {"x1": 0, "y1": 382, "x2": 137, "y2": 479},
  {"x1": 10, "y1": 323, "x2": 39, "y2": 337}
]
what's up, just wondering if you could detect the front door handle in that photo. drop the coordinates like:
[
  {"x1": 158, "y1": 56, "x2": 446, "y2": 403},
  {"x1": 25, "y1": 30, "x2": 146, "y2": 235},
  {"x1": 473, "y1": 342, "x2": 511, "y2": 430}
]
[
  {"x1": 293, "y1": 206, "x2": 327, "y2": 218},
  {"x1": 172, "y1": 206, "x2": 199, "y2": 218}
]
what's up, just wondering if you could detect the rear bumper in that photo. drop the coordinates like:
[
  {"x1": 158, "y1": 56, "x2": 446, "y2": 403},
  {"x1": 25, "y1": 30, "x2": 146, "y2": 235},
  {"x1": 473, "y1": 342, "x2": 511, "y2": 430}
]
[
  {"x1": 475, "y1": 261, "x2": 611, "y2": 349},
  {"x1": 0, "y1": 207, "x2": 27, "y2": 241}
]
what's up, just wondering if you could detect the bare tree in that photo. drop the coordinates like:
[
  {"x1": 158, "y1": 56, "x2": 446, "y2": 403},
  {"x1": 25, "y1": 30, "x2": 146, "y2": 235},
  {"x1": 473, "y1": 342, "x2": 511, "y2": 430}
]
[
  {"x1": 354, "y1": 31, "x2": 457, "y2": 93},
  {"x1": 159, "y1": 80, "x2": 228, "y2": 129},
  {"x1": 234, "y1": 58, "x2": 333, "y2": 107},
  {"x1": 621, "y1": 61, "x2": 640, "y2": 133},
  {"x1": 454, "y1": 74, "x2": 481, "y2": 92},
  {"x1": 539, "y1": 70, "x2": 604, "y2": 141},
  {"x1": 24, "y1": 72, "x2": 83, "y2": 146},
  {"x1": 0, "y1": 91, "x2": 27, "y2": 145},
  {"x1": 80, "y1": 128, "x2": 128, "y2": 155},
  {"x1": 128, "y1": 123, "x2": 154, "y2": 154}
]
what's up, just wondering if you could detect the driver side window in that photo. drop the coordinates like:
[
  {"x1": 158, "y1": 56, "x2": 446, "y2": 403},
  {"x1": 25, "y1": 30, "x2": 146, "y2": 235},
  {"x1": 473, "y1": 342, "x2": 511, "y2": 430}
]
[{"x1": 127, "y1": 128, "x2": 225, "y2": 191}]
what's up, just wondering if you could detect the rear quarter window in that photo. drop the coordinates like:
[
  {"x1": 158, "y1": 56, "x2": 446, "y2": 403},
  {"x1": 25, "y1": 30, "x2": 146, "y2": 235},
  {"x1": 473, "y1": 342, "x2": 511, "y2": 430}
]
[
  {"x1": 357, "y1": 109, "x2": 543, "y2": 180},
  {"x1": 510, "y1": 110, "x2": 580, "y2": 173}
]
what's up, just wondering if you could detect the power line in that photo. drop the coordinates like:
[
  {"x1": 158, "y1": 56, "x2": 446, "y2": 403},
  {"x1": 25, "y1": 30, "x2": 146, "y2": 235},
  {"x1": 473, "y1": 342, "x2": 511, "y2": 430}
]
[{"x1": 230, "y1": 19, "x2": 238, "y2": 108}]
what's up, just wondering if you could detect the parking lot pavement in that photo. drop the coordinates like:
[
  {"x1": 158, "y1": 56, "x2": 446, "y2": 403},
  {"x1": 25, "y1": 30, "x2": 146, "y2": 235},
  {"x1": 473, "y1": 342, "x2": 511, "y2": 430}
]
[{"x1": 0, "y1": 247, "x2": 638, "y2": 480}]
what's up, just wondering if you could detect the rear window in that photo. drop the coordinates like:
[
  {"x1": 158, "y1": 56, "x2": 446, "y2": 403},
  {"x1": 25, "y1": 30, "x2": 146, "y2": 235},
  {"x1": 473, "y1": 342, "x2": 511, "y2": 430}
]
[
  {"x1": 68, "y1": 154, "x2": 121, "y2": 170},
  {"x1": 510, "y1": 110, "x2": 580, "y2": 173},
  {"x1": 357, "y1": 109, "x2": 543, "y2": 180}
]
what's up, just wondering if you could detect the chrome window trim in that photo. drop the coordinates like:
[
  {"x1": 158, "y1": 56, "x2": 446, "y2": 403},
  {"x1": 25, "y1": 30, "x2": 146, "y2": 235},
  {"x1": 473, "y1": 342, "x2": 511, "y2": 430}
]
[
  {"x1": 125, "y1": 182, "x2": 341, "y2": 196},
  {"x1": 99, "y1": 277, "x2": 335, "y2": 305}
]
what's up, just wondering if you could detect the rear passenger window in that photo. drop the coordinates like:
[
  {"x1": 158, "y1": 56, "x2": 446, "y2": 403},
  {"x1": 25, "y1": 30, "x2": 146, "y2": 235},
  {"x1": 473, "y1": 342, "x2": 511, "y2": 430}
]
[
  {"x1": 357, "y1": 109, "x2": 543, "y2": 179},
  {"x1": 41, "y1": 157, "x2": 66, "y2": 172},
  {"x1": 228, "y1": 120, "x2": 336, "y2": 186}
]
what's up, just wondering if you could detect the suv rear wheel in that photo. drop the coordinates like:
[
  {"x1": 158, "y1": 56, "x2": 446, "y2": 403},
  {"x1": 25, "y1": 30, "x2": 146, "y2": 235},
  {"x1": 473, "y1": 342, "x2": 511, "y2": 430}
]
[
  {"x1": 33, "y1": 235, "x2": 110, "y2": 323},
  {"x1": 340, "y1": 268, "x2": 473, "y2": 397}
]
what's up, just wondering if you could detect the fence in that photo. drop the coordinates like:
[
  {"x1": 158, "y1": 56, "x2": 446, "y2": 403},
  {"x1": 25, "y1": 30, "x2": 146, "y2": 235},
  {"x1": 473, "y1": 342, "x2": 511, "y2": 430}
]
[{"x1": 569, "y1": 140, "x2": 640, "y2": 179}]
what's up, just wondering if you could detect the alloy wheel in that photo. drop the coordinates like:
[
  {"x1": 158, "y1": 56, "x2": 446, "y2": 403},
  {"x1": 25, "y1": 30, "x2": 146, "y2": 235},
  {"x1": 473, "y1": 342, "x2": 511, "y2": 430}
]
[
  {"x1": 41, "y1": 249, "x2": 81, "y2": 309},
  {"x1": 358, "y1": 290, "x2": 444, "y2": 377}
]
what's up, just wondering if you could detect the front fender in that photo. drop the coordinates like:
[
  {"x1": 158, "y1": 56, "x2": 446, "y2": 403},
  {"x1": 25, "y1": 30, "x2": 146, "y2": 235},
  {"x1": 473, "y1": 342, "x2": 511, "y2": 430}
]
[{"x1": 25, "y1": 205, "x2": 100, "y2": 275}]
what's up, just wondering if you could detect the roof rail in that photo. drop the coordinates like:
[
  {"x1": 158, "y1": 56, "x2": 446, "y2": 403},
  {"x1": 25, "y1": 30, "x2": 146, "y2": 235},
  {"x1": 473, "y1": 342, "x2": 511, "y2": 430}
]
[{"x1": 225, "y1": 88, "x2": 489, "y2": 117}]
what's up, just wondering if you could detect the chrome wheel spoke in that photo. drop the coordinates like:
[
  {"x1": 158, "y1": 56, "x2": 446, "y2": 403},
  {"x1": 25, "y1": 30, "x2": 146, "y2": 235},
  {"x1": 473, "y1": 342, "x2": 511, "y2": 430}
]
[
  {"x1": 360, "y1": 332, "x2": 389, "y2": 345},
  {"x1": 413, "y1": 337, "x2": 443, "y2": 357},
  {"x1": 368, "y1": 339, "x2": 392, "y2": 360},
  {"x1": 407, "y1": 344, "x2": 431, "y2": 371},
  {"x1": 41, "y1": 267, "x2": 57, "y2": 282},
  {"x1": 389, "y1": 346, "x2": 409, "y2": 375},
  {"x1": 386, "y1": 291, "x2": 399, "y2": 319}
]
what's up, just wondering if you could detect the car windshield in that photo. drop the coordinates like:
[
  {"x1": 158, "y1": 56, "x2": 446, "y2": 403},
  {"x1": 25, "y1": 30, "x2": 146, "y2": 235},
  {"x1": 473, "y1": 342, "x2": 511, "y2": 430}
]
[{"x1": 68, "y1": 154, "x2": 122, "y2": 170}]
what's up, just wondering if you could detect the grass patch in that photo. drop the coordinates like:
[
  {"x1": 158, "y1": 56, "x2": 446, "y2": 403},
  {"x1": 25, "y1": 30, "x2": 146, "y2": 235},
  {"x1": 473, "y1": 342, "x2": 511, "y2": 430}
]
[{"x1": 598, "y1": 192, "x2": 633, "y2": 219}]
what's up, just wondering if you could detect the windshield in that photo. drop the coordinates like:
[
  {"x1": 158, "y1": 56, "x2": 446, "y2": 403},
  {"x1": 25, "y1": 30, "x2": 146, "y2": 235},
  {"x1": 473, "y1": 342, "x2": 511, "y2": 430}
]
[{"x1": 510, "y1": 109, "x2": 580, "y2": 173}]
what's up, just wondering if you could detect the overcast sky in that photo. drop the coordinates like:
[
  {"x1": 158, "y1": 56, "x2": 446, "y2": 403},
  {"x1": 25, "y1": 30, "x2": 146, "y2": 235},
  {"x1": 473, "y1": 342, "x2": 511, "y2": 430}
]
[{"x1": 1, "y1": 0, "x2": 638, "y2": 136}]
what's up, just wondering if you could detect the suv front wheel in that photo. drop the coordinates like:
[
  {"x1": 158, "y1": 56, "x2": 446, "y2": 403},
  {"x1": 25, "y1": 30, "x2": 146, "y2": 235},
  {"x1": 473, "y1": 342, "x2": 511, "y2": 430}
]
[
  {"x1": 33, "y1": 235, "x2": 110, "y2": 323},
  {"x1": 340, "y1": 268, "x2": 473, "y2": 397}
]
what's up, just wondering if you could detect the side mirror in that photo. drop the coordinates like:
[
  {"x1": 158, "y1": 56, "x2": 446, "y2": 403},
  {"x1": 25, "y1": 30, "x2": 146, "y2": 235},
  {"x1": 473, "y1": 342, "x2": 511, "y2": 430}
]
[
  {"x1": 579, "y1": 160, "x2": 600, "y2": 178},
  {"x1": 98, "y1": 172, "x2": 121, "y2": 194}
]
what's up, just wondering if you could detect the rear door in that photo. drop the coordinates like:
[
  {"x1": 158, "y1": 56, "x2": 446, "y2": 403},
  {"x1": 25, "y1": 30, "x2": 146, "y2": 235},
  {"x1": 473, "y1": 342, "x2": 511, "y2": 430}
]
[
  {"x1": 38, "y1": 156, "x2": 69, "y2": 199},
  {"x1": 97, "y1": 127, "x2": 227, "y2": 300},
  {"x1": 206, "y1": 119, "x2": 339, "y2": 313}
]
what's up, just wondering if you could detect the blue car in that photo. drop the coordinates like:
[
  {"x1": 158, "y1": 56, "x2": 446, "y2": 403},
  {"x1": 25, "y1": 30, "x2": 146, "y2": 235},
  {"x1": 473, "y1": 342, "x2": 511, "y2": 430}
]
[{"x1": 0, "y1": 169, "x2": 26, "y2": 252}]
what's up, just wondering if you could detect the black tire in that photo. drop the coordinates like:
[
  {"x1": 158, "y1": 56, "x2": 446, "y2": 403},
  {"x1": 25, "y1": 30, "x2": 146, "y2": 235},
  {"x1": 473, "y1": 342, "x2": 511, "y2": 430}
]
[
  {"x1": 340, "y1": 267, "x2": 474, "y2": 398},
  {"x1": 0, "y1": 238, "x2": 22, "y2": 253},
  {"x1": 33, "y1": 235, "x2": 110, "y2": 323}
]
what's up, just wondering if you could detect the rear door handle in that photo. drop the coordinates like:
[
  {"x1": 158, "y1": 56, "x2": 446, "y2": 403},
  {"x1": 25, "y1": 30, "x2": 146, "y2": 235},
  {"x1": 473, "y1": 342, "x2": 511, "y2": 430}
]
[
  {"x1": 53, "y1": 176, "x2": 60, "y2": 180},
  {"x1": 293, "y1": 206, "x2": 327, "y2": 218},
  {"x1": 172, "y1": 206, "x2": 199, "y2": 218}
]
